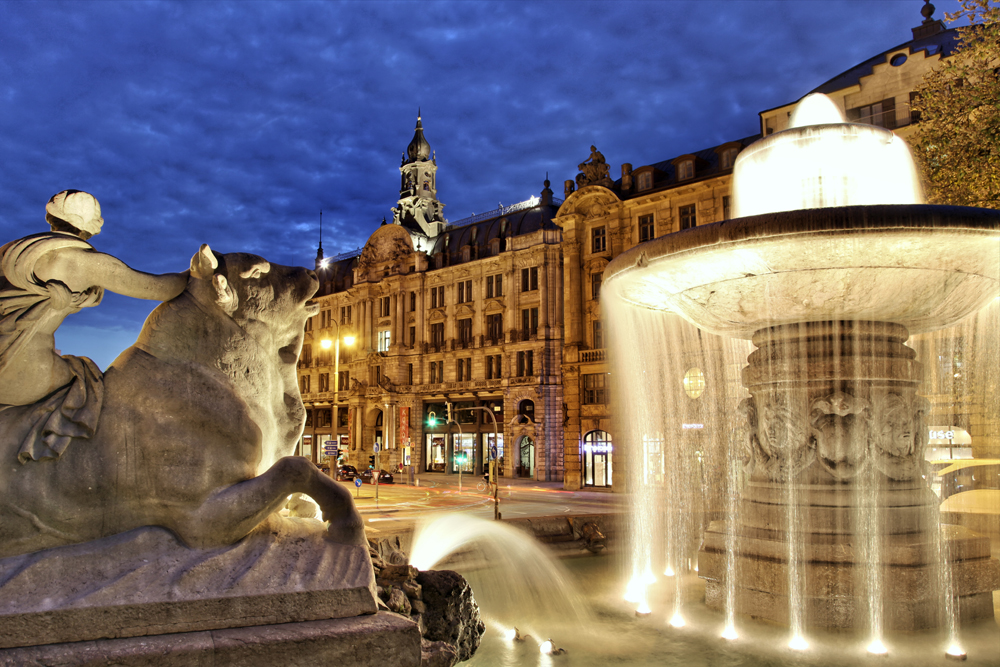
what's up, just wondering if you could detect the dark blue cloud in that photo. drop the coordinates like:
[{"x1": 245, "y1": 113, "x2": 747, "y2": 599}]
[{"x1": 0, "y1": 0, "x2": 962, "y2": 368}]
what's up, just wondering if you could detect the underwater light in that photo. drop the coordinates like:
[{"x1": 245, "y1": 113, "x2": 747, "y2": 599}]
[
  {"x1": 668, "y1": 612, "x2": 685, "y2": 628},
  {"x1": 624, "y1": 577, "x2": 644, "y2": 603},
  {"x1": 866, "y1": 638, "x2": 888, "y2": 656},
  {"x1": 721, "y1": 624, "x2": 738, "y2": 641},
  {"x1": 945, "y1": 644, "x2": 967, "y2": 661},
  {"x1": 504, "y1": 628, "x2": 517, "y2": 642},
  {"x1": 788, "y1": 634, "x2": 809, "y2": 651},
  {"x1": 635, "y1": 597, "x2": 651, "y2": 617},
  {"x1": 664, "y1": 565, "x2": 675, "y2": 577},
  {"x1": 540, "y1": 640, "x2": 553, "y2": 654}
]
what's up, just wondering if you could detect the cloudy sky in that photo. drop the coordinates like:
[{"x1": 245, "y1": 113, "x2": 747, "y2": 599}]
[{"x1": 0, "y1": 0, "x2": 964, "y2": 368}]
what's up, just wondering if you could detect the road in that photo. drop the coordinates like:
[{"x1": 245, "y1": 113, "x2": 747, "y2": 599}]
[{"x1": 337, "y1": 472, "x2": 622, "y2": 541}]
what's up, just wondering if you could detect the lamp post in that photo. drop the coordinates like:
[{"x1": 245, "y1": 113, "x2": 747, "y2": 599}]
[{"x1": 321, "y1": 323, "x2": 355, "y2": 478}]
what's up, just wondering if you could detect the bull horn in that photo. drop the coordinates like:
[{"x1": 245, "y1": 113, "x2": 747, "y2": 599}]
[{"x1": 190, "y1": 244, "x2": 218, "y2": 279}]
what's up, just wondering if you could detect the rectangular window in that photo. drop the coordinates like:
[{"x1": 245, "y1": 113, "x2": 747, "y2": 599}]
[
  {"x1": 593, "y1": 320, "x2": 604, "y2": 349},
  {"x1": 521, "y1": 307, "x2": 538, "y2": 338},
  {"x1": 407, "y1": 363, "x2": 413, "y2": 385},
  {"x1": 486, "y1": 313, "x2": 503, "y2": 342},
  {"x1": 583, "y1": 373, "x2": 607, "y2": 404},
  {"x1": 638, "y1": 214, "x2": 654, "y2": 243},
  {"x1": 458, "y1": 318, "x2": 473, "y2": 345},
  {"x1": 521, "y1": 267, "x2": 538, "y2": 292},
  {"x1": 486, "y1": 274, "x2": 503, "y2": 298},
  {"x1": 909, "y1": 91, "x2": 921, "y2": 124},
  {"x1": 636, "y1": 171, "x2": 652, "y2": 191},
  {"x1": 723, "y1": 195, "x2": 732, "y2": 221},
  {"x1": 430, "y1": 322, "x2": 445, "y2": 348},
  {"x1": 679, "y1": 204, "x2": 696, "y2": 230},
  {"x1": 456, "y1": 358, "x2": 471, "y2": 381},
  {"x1": 300, "y1": 375, "x2": 311, "y2": 393},
  {"x1": 340, "y1": 305, "x2": 352, "y2": 325},
  {"x1": 379, "y1": 296, "x2": 391, "y2": 318},
  {"x1": 410, "y1": 291, "x2": 416, "y2": 311},
  {"x1": 677, "y1": 160, "x2": 694, "y2": 180},
  {"x1": 409, "y1": 326, "x2": 416, "y2": 347},
  {"x1": 592, "y1": 226, "x2": 607, "y2": 253},
  {"x1": 429, "y1": 361, "x2": 443, "y2": 384},
  {"x1": 847, "y1": 97, "x2": 896, "y2": 129},
  {"x1": 517, "y1": 350, "x2": 534, "y2": 377},
  {"x1": 377, "y1": 329, "x2": 391, "y2": 352},
  {"x1": 486, "y1": 354, "x2": 502, "y2": 379},
  {"x1": 337, "y1": 370, "x2": 349, "y2": 392},
  {"x1": 591, "y1": 272, "x2": 602, "y2": 300},
  {"x1": 430, "y1": 286, "x2": 445, "y2": 308},
  {"x1": 319, "y1": 373, "x2": 330, "y2": 392},
  {"x1": 457, "y1": 280, "x2": 472, "y2": 303},
  {"x1": 304, "y1": 317, "x2": 313, "y2": 332}
]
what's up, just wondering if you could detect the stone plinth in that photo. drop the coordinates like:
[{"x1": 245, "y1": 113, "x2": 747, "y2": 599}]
[
  {"x1": 0, "y1": 519, "x2": 377, "y2": 650},
  {"x1": 0, "y1": 612, "x2": 421, "y2": 667}
]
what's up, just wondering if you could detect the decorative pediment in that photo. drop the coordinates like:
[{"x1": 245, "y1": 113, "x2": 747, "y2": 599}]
[
  {"x1": 584, "y1": 256, "x2": 610, "y2": 273},
  {"x1": 484, "y1": 299, "x2": 505, "y2": 313},
  {"x1": 559, "y1": 188, "x2": 621, "y2": 221},
  {"x1": 357, "y1": 224, "x2": 414, "y2": 274},
  {"x1": 456, "y1": 304, "x2": 475, "y2": 318},
  {"x1": 428, "y1": 310, "x2": 446, "y2": 323}
]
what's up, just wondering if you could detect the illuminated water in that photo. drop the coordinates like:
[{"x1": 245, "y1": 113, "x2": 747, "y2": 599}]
[{"x1": 463, "y1": 557, "x2": 1000, "y2": 667}]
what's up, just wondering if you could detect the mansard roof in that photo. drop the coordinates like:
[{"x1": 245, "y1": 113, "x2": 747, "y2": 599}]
[{"x1": 613, "y1": 134, "x2": 760, "y2": 198}]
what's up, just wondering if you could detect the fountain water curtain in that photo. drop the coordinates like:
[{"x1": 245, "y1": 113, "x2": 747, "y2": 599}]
[
  {"x1": 409, "y1": 514, "x2": 591, "y2": 643},
  {"x1": 604, "y1": 93, "x2": 1000, "y2": 653}
]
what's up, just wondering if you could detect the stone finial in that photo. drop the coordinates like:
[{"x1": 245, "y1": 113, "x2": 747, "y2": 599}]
[
  {"x1": 921, "y1": 0, "x2": 935, "y2": 21},
  {"x1": 564, "y1": 180, "x2": 575, "y2": 198}
]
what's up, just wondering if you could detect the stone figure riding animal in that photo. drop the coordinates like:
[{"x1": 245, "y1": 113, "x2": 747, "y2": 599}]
[{"x1": 0, "y1": 245, "x2": 364, "y2": 558}]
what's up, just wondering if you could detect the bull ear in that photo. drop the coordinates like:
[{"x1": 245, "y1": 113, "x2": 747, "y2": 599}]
[{"x1": 190, "y1": 244, "x2": 218, "y2": 279}]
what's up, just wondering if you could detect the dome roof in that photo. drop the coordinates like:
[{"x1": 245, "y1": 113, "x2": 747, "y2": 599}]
[{"x1": 406, "y1": 114, "x2": 431, "y2": 163}]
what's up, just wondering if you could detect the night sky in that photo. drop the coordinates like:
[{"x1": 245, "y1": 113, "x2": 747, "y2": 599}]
[{"x1": 0, "y1": 0, "x2": 964, "y2": 369}]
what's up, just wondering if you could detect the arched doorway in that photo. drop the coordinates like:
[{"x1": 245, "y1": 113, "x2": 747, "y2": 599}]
[
  {"x1": 583, "y1": 430, "x2": 613, "y2": 488},
  {"x1": 518, "y1": 436, "x2": 535, "y2": 479}
]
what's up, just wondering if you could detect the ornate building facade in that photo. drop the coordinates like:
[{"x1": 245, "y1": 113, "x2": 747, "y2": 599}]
[{"x1": 298, "y1": 116, "x2": 566, "y2": 481}]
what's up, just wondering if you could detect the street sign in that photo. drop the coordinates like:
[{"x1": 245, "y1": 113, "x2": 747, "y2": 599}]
[
  {"x1": 354, "y1": 478, "x2": 362, "y2": 488},
  {"x1": 324, "y1": 440, "x2": 335, "y2": 446},
  {"x1": 373, "y1": 443, "x2": 380, "y2": 454},
  {"x1": 490, "y1": 444, "x2": 498, "y2": 460}
]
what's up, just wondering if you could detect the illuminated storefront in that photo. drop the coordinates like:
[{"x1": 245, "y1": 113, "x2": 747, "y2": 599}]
[{"x1": 583, "y1": 430, "x2": 613, "y2": 487}]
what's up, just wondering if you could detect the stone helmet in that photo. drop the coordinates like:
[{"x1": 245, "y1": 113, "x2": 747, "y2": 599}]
[{"x1": 45, "y1": 190, "x2": 104, "y2": 236}]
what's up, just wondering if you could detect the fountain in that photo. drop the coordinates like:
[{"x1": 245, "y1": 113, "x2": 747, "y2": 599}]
[{"x1": 603, "y1": 93, "x2": 1000, "y2": 649}]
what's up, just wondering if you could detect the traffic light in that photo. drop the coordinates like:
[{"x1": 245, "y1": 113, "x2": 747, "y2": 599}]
[
  {"x1": 426, "y1": 410, "x2": 437, "y2": 427},
  {"x1": 368, "y1": 455, "x2": 375, "y2": 470},
  {"x1": 446, "y1": 402, "x2": 454, "y2": 423}
]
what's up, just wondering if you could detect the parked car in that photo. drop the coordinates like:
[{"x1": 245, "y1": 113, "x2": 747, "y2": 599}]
[
  {"x1": 360, "y1": 469, "x2": 394, "y2": 485},
  {"x1": 337, "y1": 465, "x2": 359, "y2": 481}
]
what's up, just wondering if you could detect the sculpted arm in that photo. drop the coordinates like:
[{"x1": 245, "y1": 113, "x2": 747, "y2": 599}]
[{"x1": 34, "y1": 247, "x2": 187, "y2": 301}]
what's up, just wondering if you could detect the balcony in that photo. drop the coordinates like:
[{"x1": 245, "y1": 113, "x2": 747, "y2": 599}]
[{"x1": 580, "y1": 349, "x2": 606, "y2": 363}]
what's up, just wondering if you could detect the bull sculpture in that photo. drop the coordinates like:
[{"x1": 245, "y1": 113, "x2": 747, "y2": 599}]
[{"x1": 0, "y1": 244, "x2": 364, "y2": 559}]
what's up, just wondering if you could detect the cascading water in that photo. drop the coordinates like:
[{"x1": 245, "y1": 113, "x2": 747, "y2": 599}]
[
  {"x1": 604, "y1": 92, "x2": 1000, "y2": 658},
  {"x1": 409, "y1": 514, "x2": 591, "y2": 641}
]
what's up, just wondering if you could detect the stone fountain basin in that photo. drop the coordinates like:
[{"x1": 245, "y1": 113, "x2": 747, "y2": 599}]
[{"x1": 603, "y1": 205, "x2": 1000, "y2": 339}]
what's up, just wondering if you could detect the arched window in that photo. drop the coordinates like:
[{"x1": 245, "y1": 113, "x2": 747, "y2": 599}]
[
  {"x1": 583, "y1": 430, "x2": 613, "y2": 487},
  {"x1": 518, "y1": 400, "x2": 535, "y2": 419}
]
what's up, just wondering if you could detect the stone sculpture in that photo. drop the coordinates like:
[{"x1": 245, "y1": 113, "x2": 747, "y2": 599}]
[
  {"x1": 0, "y1": 243, "x2": 364, "y2": 557},
  {"x1": 576, "y1": 145, "x2": 613, "y2": 188}
]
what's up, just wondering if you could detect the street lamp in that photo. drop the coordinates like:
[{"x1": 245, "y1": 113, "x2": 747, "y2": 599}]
[{"x1": 321, "y1": 323, "x2": 355, "y2": 478}]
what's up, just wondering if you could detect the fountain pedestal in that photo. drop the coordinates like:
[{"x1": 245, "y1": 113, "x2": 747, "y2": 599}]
[{"x1": 697, "y1": 320, "x2": 999, "y2": 630}]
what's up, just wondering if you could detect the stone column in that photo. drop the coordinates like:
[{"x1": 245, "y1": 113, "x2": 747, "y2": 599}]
[{"x1": 698, "y1": 320, "x2": 999, "y2": 630}]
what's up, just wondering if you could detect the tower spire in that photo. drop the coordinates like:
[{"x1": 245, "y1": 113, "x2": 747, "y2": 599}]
[{"x1": 316, "y1": 209, "x2": 324, "y2": 268}]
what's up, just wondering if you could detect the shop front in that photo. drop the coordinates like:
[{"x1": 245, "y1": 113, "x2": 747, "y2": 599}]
[{"x1": 583, "y1": 430, "x2": 613, "y2": 488}]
